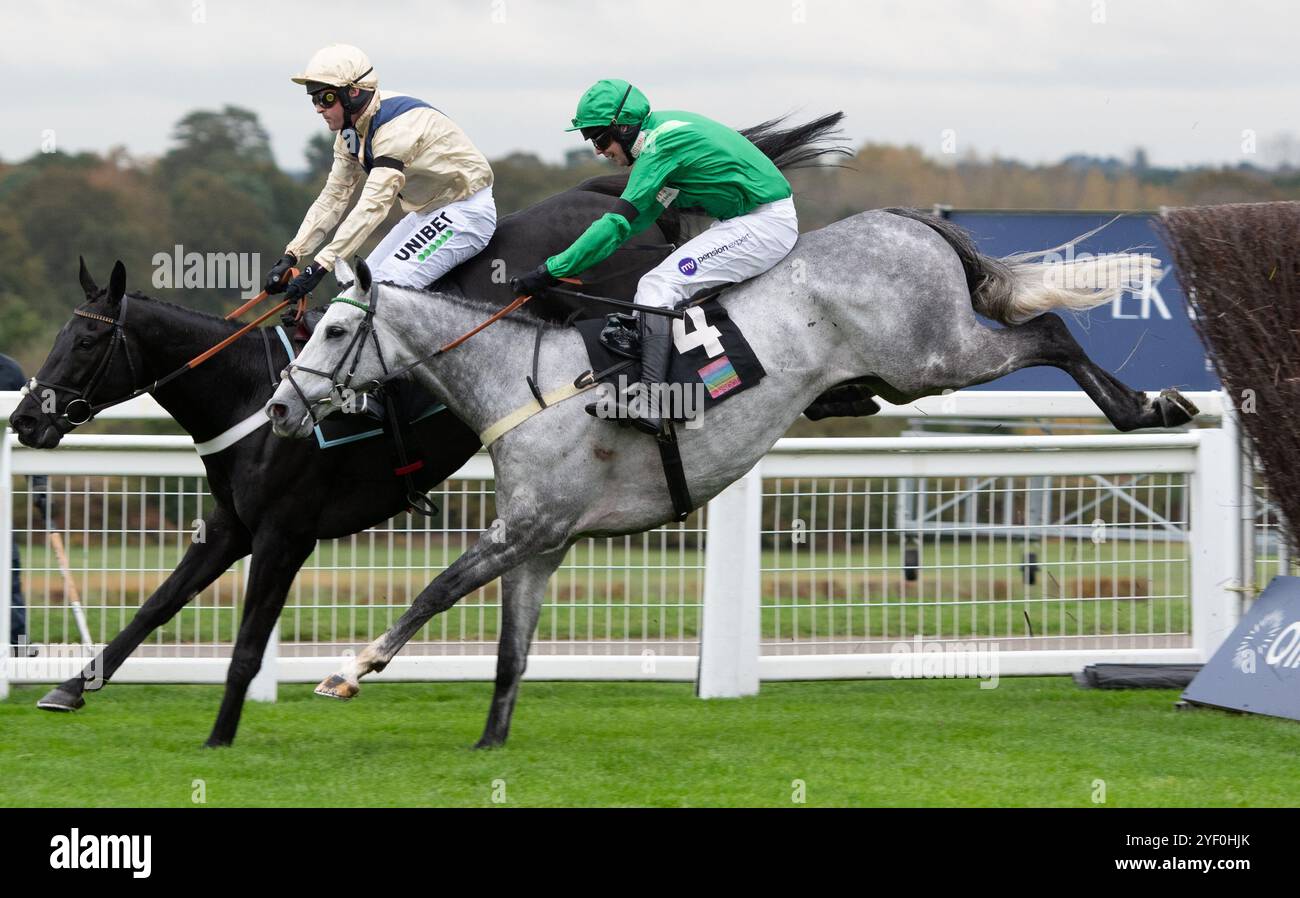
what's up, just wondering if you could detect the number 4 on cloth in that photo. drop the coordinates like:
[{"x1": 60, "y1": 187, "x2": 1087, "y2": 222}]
[{"x1": 672, "y1": 306, "x2": 724, "y2": 357}]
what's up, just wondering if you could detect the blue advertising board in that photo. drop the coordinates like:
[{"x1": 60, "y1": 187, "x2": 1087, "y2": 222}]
[
  {"x1": 1183, "y1": 575, "x2": 1300, "y2": 722},
  {"x1": 946, "y1": 210, "x2": 1218, "y2": 392}
]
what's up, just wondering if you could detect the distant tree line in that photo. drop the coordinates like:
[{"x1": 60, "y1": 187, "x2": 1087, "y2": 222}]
[{"x1": 4, "y1": 104, "x2": 1300, "y2": 377}]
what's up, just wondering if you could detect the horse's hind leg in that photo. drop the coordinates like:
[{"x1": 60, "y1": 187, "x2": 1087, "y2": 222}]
[
  {"x1": 203, "y1": 535, "x2": 316, "y2": 748},
  {"x1": 476, "y1": 547, "x2": 568, "y2": 749},
  {"x1": 37, "y1": 508, "x2": 250, "y2": 712},
  {"x1": 895, "y1": 313, "x2": 1197, "y2": 432}
]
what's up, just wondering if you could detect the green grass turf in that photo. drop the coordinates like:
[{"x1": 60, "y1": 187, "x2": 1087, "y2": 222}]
[{"x1": 2, "y1": 678, "x2": 1297, "y2": 807}]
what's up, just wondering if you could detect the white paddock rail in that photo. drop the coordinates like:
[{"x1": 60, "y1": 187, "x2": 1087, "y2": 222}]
[{"x1": 0, "y1": 390, "x2": 1240, "y2": 700}]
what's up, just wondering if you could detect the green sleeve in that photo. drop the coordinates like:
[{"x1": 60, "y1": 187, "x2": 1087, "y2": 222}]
[{"x1": 545, "y1": 146, "x2": 678, "y2": 278}]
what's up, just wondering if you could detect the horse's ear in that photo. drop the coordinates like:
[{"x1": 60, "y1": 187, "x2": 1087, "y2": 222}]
[
  {"x1": 78, "y1": 256, "x2": 98, "y2": 298},
  {"x1": 107, "y1": 260, "x2": 126, "y2": 307},
  {"x1": 333, "y1": 257, "x2": 355, "y2": 291},
  {"x1": 356, "y1": 257, "x2": 372, "y2": 295}
]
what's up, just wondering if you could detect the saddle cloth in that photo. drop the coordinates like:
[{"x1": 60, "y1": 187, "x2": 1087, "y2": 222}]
[{"x1": 574, "y1": 297, "x2": 766, "y2": 422}]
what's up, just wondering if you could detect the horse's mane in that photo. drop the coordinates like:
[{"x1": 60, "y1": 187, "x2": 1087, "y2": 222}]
[{"x1": 86, "y1": 289, "x2": 243, "y2": 328}]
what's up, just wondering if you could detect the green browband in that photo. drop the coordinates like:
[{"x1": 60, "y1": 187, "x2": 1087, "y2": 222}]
[{"x1": 329, "y1": 296, "x2": 372, "y2": 313}]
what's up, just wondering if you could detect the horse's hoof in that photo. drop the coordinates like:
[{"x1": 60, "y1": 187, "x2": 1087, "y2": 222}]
[
  {"x1": 1157, "y1": 388, "x2": 1198, "y2": 427},
  {"x1": 36, "y1": 687, "x2": 85, "y2": 712},
  {"x1": 315, "y1": 674, "x2": 359, "y2": 700},
  {"x1": 473, "y1": 736, "x2": 505, "y2": 750},
  {"x1": 202, "y1": 738, "x2": 232, "y2": 749}
]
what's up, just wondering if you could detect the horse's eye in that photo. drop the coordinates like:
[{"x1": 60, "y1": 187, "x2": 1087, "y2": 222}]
[
  {"x1": 76, "y1": 337, "x2": 95, "y2": 350},
  {"x1": 325, "y1": 325, "x2": 346, "y2": 338}
]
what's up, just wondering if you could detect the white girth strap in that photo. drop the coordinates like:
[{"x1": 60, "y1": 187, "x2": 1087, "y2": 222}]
[
  {"x1": 479, "y1": 380, "x2": 598, "y2": 447},
  {"x1": 193, "y1": 408, "x2": 271, "y2": 457},
  {"x1": 194, "y1": 325, "x2": 292, "y2": 457}
]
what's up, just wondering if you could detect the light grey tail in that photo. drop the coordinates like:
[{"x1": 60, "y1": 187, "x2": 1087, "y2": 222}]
[{"x1": 885, "y1": 207, "x2": 1159, "y2": 327}]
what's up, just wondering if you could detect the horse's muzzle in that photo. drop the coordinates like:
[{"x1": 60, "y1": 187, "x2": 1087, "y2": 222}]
[
  {"x1": 264, "y1": 398, "x2": 315, "y2": 439},
  {"x1": 8, "y1": 411, "x2": 63, "y2": 449}
]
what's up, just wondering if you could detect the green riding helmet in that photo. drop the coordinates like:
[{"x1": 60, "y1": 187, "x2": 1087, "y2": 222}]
[{"x1": 566, "y1": 79, "x2": 651, "y2": 143}]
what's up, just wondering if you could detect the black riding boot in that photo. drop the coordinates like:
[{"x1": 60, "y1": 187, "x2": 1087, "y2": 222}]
[
  {"x1": 630, "y1": 313, "x2": 672, "y2": 436},
  {"x1": 584, "y1": 313, "x2": 672, "y2": 435}
]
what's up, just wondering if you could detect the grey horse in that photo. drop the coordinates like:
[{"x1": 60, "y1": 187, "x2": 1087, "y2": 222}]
[{"x1": 264, "y1": 208, "x2": 1198, "y2": 747}]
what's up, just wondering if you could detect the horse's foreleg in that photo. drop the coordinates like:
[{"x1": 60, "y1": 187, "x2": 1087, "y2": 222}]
[
  {"x1": 804, "y1": 381, "x2": 881, "y2": 421},
  {"x1": 475, "y1": 547, "x2": 568, "y2": 749},
  {"x1": 203, "y1": 536, "x2": 316, "y2": 748},
  {"x1": 37, "y1": 509, "x2": 250, "y2": 712},
  {"x1": 316, "y1": 514, "x2": 567, "y2": 700}
]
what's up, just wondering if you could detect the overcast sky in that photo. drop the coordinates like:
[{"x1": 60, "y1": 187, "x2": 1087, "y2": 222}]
[{"x1": 5, "y1": 0, "x2": 1298, "y2": 170}]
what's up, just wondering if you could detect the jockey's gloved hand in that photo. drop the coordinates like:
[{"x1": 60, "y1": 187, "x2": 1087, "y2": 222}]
[
  {"x1": 284, "y1": 262, "x2": 327, "y2": 302},
  {"x1": 512, "y1": 264, "x2": 558, "y2": 298},
  {"x1": 265, "y1": 252, "x2": 297, "y2": 294}
]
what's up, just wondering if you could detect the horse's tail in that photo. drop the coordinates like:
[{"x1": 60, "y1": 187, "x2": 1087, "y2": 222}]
[
  {"x1": 884, "y1": 208, "x2": 1159, "y2": 327},
  {"x1": 739, "y1": 112, "x2": 852, "y2": 170}
]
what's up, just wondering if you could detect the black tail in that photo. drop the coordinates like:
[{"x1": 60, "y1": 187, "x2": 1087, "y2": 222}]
[
  {"x1": 573, "y1": 112, "x2": 850, "y2": 245},
  {"x1": 739, "y1": 112, "x2": 852, "y2": 170},
  {"x1": 574, "y1": 111, "x2": 850, "y2": 198},
  {"x1": 884, "y1": 207, "x2": 1018, "y2": 326}
]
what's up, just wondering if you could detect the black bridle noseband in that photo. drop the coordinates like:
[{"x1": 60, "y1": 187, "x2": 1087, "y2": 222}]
[
  {"x1": 29, "y1": 297, "x2": 142, "y2": 427},
  {"x1": 283, "y1": 288, "x2": 444, "y2": 516},
  {"x1": 281, "y1": 291, "x2": 392, "y2": 426},
  {"x1": 26, "y1": 291, "x2": 259, "y2": 429}
]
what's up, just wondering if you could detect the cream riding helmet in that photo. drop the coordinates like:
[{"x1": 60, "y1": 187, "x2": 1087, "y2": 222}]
[{"x1": 292, "y1": 44, "x2": 379, "y2": 155}]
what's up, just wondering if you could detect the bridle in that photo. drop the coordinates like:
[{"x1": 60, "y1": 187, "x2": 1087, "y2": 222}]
[
  {"x1": 281, "y1": 291, "x2": 392, "y2": 425},
  {"x1": 27, "y1": 297, "x2": 142, "y2": 427},
  {"x1": 280, "y1": 285, "x2": 462, "y2": 519},
  {"x1": 24, "y1": 277, "x2": 298, "y2": 429},
  {"x1": 280, "y1": 274, "x2": 553, "y2": 428},
  {"x1": 278, "y1": 264, "x2": 691, "y2": 428}
]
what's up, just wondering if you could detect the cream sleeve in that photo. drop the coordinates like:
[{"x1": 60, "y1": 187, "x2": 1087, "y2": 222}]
[
  {"x1": 311, "y1": 166, "x2": 406, "y2": 271},
  {"x1": 284, "y1": 147, "x2": 365, "y2": 263}
]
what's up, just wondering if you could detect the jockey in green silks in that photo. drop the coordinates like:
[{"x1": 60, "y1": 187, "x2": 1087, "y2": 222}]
[{"x1": 512, "y1": 78, "x2": 799, "y2": 436}]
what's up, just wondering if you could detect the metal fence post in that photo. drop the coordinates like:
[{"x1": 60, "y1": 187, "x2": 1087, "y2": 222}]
[
  {"x1": 1223, "y1": 389, "x2": 1256, "y2": 608},
  {"x1": 1191, "y1": 425, "x2": 1242, "y2": 661},
  {"x1": 244, "y1": 556, "x2": 278, "y2": 702},
  {"x1": 1, "y1": 431, "x2": 13, "y2": 700},
  {"x1": 697, "y1": 465, "x2": 762, "y2": 698}
]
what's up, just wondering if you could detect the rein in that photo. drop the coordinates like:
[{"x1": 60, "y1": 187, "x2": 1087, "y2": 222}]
[
  {"x1": 282, "y1": 276, "x2": 588, "y2": 418},
  {"x1": 30, "y1": 270, "x2": 299, "y2": 426},
  {"x1": 279, "y1": 266, "x2": 705, "y2": 457}
]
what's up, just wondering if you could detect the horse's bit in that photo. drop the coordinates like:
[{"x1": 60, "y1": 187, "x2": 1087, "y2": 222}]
[
  {"x1": 281, "y1": 293, "x2": 391, "y2": 427},
  {"x1": 26, "y1": 296, "x2": 140, "y2": 427}
]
